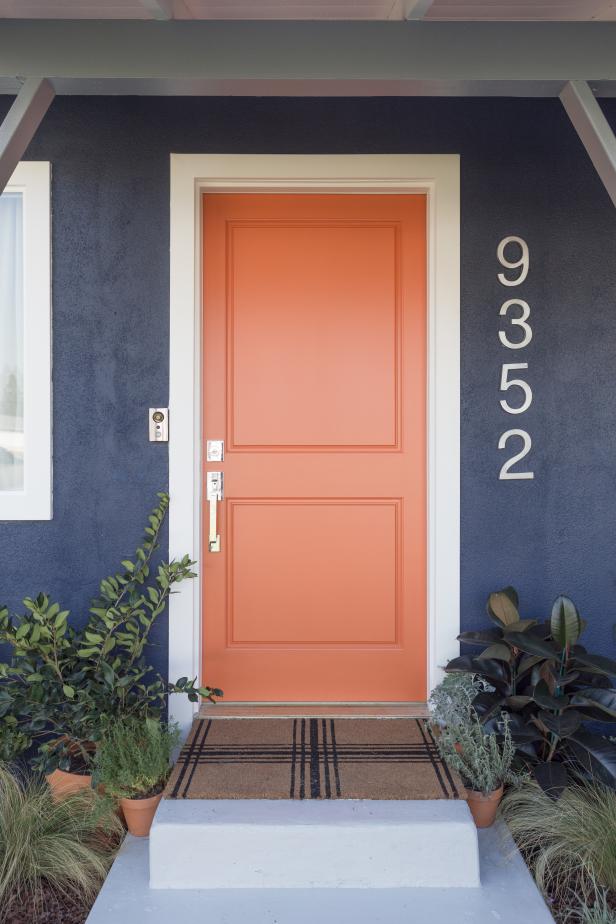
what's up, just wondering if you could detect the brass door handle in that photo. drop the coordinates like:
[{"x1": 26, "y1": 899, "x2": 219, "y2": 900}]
[{"x1": 206, "y1": 471, "x2": 223, "y2": 552}]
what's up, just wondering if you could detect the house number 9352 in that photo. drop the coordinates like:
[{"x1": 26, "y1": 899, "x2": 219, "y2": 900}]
[{"x1": 497, "y1": 236, "x2": 534, "y2": 480}]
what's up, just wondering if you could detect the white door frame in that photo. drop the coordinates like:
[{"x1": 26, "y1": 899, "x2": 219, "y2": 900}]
[{"x1": 168, "y1": 154, "x2": 460, "y2": 731}]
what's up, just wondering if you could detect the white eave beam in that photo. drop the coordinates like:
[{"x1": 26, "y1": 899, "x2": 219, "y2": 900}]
[
  {"x1": 560, "y1": 80, "x2": 616, "y2": 209},
  {"x1": 0, "y1": 78, "x2": 54, "y2": 194},
  {"x1": 0, "y1": 22, "x2": 615, "y2": 94}
]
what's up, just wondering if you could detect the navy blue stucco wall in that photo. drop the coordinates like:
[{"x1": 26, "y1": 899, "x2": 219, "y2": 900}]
[{"x1": 0, "y1": 96, "x2": 615, "y2": 681}]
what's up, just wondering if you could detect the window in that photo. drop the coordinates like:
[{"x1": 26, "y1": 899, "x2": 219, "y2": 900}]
[{"x1": 0, "y1": 162, "x2": 51, "y2": 520}]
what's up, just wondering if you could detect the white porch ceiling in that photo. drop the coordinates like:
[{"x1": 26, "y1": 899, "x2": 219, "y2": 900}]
[{"x1": 2, "y1": 0, "x2": 616, "y2": 21}]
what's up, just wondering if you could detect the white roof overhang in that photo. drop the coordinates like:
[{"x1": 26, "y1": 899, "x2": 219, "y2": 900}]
[{"x1": 0, "y1": 20, "x2": 615, "y2": 96}]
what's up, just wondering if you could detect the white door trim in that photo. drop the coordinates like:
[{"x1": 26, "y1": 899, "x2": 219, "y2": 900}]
[{"x1": 168, "y1": 154, "x2": 460, "y2": 731}]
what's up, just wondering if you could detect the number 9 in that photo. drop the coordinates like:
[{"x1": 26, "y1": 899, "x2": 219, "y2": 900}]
[{"x1": 497, "y1": 236, "x2": 529, "y2": 287}]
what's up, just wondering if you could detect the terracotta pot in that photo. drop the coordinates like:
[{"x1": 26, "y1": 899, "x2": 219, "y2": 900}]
[
  {"x1": 465, "y1": 784, "x2": 504, "y2": 828},
  {"x1": 46, "y1": 768, "x2": 93, "y2": 799},
  {"x1": 120, "y1": 792, "x2": 163, "y2": 837}
]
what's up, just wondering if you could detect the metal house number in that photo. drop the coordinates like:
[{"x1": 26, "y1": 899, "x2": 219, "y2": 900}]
[{"x1": 496, "y1": 236, "x2": 534, "y2": 480}]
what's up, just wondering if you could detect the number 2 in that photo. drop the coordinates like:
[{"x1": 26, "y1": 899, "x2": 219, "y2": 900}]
[{"x1": 498, "y1": 429, "x2": 534, "y2": 480}]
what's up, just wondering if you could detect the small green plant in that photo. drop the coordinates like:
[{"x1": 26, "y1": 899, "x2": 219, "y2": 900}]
[
  {"x1": 436, "y1": 711, "x2": 515, "y2": 794},
  {"x1": 501, "y1": 778, "x2": 616, "y2": 910},
  {"x1": 446, "y1": 587, "x2": 616, "y2": 793},
  {"x1": 0, "y1": 762, "x2": 122, "y2": 911},
  {"x1": 0, "y1": 715, "x2": 29, "y2": 763},
  {"x1": 0, "y1": 493, "x2": 222, "y2": 774},
  {"x1": 95, "y1": 716, "x2": 181, "y2": 800},
  {"x1": 429, "y1": 672, "x2": 483, "y2": 732}
]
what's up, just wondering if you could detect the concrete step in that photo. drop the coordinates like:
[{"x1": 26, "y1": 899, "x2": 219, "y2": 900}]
[{"x1": 149, "y1": 798, "x2": 480, "y2": 889}]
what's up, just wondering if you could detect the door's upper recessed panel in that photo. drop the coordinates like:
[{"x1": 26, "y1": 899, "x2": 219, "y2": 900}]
[{"x1": 228, "y1": 220, "x2": 400, "y2": 451}]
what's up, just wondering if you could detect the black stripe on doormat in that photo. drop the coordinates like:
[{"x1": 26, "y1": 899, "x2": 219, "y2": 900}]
[
  {"x1": 321, "y1": 718, "x2": 332, "y2": 799},
  {"x1": 289, "y1": 718, "x2": 298, "y2": 798},
  {"x1": 171, "y1": 719, "x2": 212, "y2": 799},
  {"x1": 330, "y1": 719, "x2": 342, "y2": 797},
  {"x1": 415, "y1": 719, "x2": 449, "y2": 799},
  {"x1": 425, "y1": 721, "x2": 461, "y2": 799},
  {"x1": 309, "y1": 719, "x2": 321, "y2": 799}
]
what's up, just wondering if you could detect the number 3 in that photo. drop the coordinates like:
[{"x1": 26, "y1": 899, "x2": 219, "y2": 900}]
[
  {"x1": 497, "y1": 237, "x2": 529, "y2": 286},
  {"x1": 499, "y1": 299, "x2": 532, "y2": 349}
]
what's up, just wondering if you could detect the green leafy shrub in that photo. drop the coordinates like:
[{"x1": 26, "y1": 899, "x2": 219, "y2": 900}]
[
  {"x1": 429, "y1": 672, "x2": 483, "y2": 732},
  {"x1": 0, "y1": 715, "x2": 29, "y2": 763},
  {"x1": 435, "y1": 711, "x2": 514, "y2": 794},
  {"x1": 0, "y1": 493, "x2": 222, "y2": 774},
  {"x1": 446, "y1": 587, "x2": 616, "y2": 792},
  {"x1": 0, "y1": 762, "x2": 122, "y2": 911},
  {"x1": 501, "y1": 778, "x2": 616, "y2": 910},
  {"x1": 95, "y1": 716, "x2": 180, "y2": 800}
]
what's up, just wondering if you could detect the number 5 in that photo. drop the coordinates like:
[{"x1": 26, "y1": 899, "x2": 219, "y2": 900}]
[
  {"x1": 497, "y1": 237, "x2": 529, "y2": 286},
  {"x1": 500, "y1": 363, "x2": 532, "y2": 414}
]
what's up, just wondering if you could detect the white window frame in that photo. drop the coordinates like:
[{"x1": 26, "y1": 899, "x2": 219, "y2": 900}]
[
  {"x1": 168, "y1": 154, "x2": 460, "y2": 731},
  {"x1": 0, "y1": 161, "x2": 52, "y2": 521}
]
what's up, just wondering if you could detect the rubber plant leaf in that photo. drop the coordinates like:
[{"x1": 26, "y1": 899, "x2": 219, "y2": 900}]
[
  {"x1": 570, "y1": 687, "x2": 616, "y2": 719},
  {"x1": 471, "y1": 691, "x2": 505, "y2": 721},
  {"x1": 487, "y1": 590, "x2": 520, "y2": 627},
  {"x1": 505, "y1": 695, "x2": 534, "y2": 711},
  {"x1": 505, "y1": 632, "x2": 560, "y2": 661},
  {"x1": 444, "y1": 655, "x2": 476, "y2": 674},
  {"x1": 517, "y1": 654, "x2": 544, "y2": 677},
  {"x1": 568, "y1": 731, "x2": 616, "y2": 786},
  {"x1": 550, "y1": 595, "x2": 582, "y2": 649},
  {"x1": 476, "y1": 643, "x2": 511, "y2": 662},
  {"x1": 537, "y1": 709, "x2": 582, "y2": 738},
  {"x1": 457, "y1": 629, "x2": 503, "y2": 647},
  {"x1": 532, "y1": 679, "x2": 570, "y2": 711},
  {"x1": 572, "y1": 652, "x2": 616, "y2": 678},
  {"x1": 503, "y1": 619, "x2": 537, "y2": 633},
  {"x1": 533, "y1": 761, "x2": 568, "y2": 799}
]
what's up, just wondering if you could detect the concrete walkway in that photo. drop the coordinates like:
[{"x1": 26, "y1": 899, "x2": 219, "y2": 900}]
[{"x1": 87, "y1": 820, "x2": 554, "y2": 923}]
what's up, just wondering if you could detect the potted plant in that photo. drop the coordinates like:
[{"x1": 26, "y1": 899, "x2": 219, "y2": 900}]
[
  {"x1": 0, "y1": 493, "x2": 222, "y2": 796},
  {"x1": 95, "y1": 716, "x2": 181, "y2": 836},
  {"x1": 446, "y1": 587, "x2": 616, "y2": 795},
  {"x1": 436, "y1": 711, "x2": 514, "y2": 828}
]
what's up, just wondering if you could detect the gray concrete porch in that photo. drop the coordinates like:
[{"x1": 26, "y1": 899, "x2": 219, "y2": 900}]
[{"x1": 87, "y1": 820, "x2": 554, "y2": 924}]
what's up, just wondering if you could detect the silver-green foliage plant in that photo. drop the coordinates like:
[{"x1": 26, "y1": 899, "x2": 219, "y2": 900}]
[
  {"x1": 0, "y1": 762, "x2": 122, "y2": 910},
  {"x1": 436, "y1": 711, "x2": 515, "y2": 794},
  {"x1": 575, "y1": 891, "x2": 616, "y2": 924},
  {"x1": 501, "y1": 778, "x2": 616, "y2": 909},
  {"x1": 429, "y1": 672, "x2": 483, "y2": 731},
  {"x1": 95, "y1": 716, "x2": 181, "y2": 800}
]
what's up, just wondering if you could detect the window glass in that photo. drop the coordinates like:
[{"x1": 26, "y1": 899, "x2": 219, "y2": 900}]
[{"x1": 0, "y1": 192, "x2": 24, "y2": 492}]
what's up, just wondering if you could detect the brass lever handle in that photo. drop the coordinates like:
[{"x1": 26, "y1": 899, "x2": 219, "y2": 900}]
[{"x1": 206, "y1": 471, "x2": 223, "y2": 552}]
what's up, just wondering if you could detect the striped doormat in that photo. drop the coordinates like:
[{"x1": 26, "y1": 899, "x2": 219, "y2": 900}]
[{"x1": 165, "y1": 719, "x2": 464, "y2": 801}]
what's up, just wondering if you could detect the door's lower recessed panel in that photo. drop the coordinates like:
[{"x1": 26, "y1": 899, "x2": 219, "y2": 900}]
[{"x1": 227, "y1": 500, "x2": 400, "y2": 647}]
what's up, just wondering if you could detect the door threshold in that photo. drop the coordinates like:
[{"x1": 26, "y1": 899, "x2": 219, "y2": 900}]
[{"x1": 198, "y1": 702, "x2": 429, "y2": 719}]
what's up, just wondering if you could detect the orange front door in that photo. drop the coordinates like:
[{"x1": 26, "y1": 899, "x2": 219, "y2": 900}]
[{"x1": 202, "y1": 193, "x2": 426, "y2": 701}]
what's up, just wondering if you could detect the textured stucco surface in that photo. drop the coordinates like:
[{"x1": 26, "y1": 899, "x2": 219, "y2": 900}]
[{"x1": 0, "y1": 96, "x2": 615, "y2": 680}]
